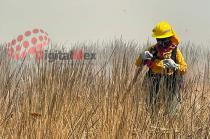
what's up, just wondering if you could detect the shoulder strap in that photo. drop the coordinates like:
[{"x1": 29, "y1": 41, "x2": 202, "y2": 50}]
[{"x1": 171, "y1": 47, "x2": 177, "y2": 63}]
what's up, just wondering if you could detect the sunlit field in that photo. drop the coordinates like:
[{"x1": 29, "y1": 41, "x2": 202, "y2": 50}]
[{"x1": 0, "y1": 39, "x2": 209, "y2": 138}]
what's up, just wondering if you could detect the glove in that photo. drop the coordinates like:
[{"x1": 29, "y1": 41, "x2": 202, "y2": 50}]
[
  {"x1": 141, "y1": 51, "x2": 153, "y2": 60},
  {"x1": 163, "y1": 59, "x2": 179, "y2": 70}
]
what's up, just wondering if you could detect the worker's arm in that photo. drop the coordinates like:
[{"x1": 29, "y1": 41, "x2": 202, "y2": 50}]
[
  {"x1": 135, "y1": 54, "x2": 143, "y2": 67},
  {"x1": 135, "y1": 45, "x2": 155, "y2": 67},
  {"x1": 176, "y1": 48, "x2": 187, "y2": 74}
]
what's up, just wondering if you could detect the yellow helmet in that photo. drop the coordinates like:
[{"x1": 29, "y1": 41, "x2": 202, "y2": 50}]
[{"x1": 152, "y1": 21, "x2": 174, "y2": 38}]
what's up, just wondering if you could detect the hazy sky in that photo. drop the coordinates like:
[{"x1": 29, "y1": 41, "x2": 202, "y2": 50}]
[{"x1": 1, "y1": 0, "x2": 210, "y2": 45}]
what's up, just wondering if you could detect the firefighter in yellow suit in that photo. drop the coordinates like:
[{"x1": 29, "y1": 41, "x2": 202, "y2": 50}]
[{"x1": 133, "y1": 21, "x2": 187, "y2": 116}]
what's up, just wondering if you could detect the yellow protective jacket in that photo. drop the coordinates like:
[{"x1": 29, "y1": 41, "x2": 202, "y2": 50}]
[{"x1": 135, "y1": 35, "x2": 187, "y2": 75}]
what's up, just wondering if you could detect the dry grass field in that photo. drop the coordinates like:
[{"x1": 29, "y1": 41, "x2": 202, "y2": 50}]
[{"x1": 0, "y1": 39, "x2": 209, "y2": 139}]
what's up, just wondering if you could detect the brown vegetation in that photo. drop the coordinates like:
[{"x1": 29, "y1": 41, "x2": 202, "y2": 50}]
[{"x1": 0, "y1": 40, "x2": 209, "y2": 138}]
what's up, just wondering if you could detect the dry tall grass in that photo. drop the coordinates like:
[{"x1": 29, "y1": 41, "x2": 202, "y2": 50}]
[{"x1": 0, "y1": 39, "x2": 209, "y2": 139}]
